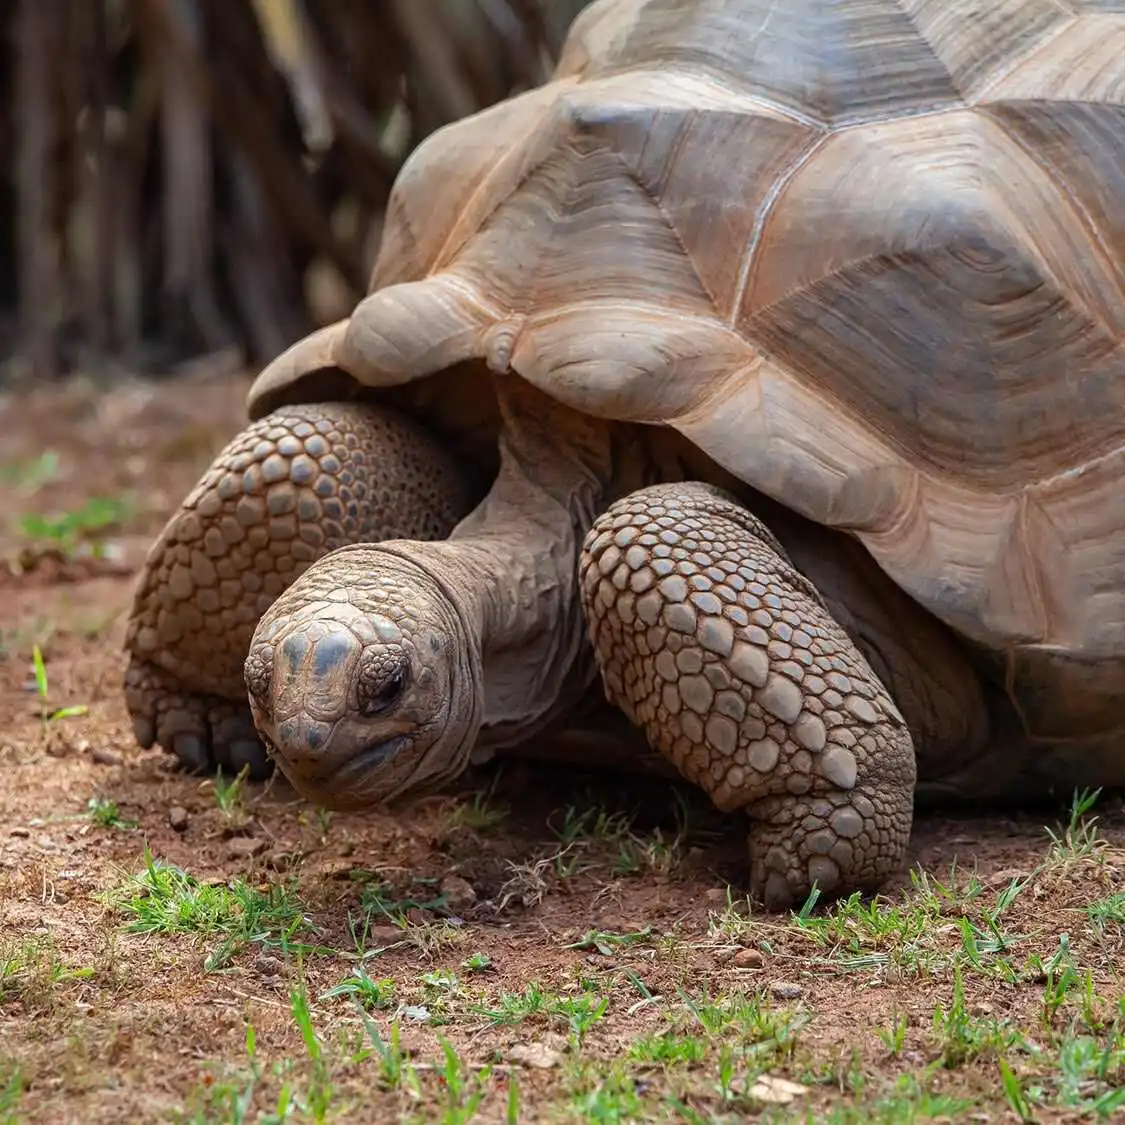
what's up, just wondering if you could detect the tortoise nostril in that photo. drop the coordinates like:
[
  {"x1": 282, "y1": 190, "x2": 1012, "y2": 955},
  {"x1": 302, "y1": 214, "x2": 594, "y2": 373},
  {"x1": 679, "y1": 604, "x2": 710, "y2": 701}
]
[{"x1": 260, "y1": 715, "x2": 332, "y2": 759}]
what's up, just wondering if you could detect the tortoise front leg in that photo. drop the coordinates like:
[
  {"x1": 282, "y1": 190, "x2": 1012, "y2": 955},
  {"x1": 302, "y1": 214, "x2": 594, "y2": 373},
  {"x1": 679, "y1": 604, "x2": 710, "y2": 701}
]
[
  {"x1": 579, "y1": 482, "x2": 916, "y2": 910},
  {"x1": 124, "y1": 401, "x2": 476, "y2": 777}
]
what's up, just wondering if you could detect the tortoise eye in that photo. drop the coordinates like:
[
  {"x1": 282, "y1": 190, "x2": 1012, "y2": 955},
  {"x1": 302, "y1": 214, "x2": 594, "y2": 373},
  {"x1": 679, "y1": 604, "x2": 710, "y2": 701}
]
[{"x1": 357, "y1": 650, "x2": 409, "y2": 717}]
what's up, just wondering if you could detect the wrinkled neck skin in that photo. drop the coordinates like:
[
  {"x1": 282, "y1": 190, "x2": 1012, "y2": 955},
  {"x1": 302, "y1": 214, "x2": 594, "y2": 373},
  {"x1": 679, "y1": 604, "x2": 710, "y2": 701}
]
[{"x1": 388, "y1": 377, "x2": 639, "y2": 752}]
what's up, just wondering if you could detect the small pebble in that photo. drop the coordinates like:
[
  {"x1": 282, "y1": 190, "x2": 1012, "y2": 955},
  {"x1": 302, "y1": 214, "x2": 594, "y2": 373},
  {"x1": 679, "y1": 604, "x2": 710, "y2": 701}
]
[
  {"x1": 92, "y1": 748, "x2": 121, "y2": 766},
  {"x1": 585, "y1": 954, "x2": 617, "y2": 969},
  {"x1": 508, "y1": 1042, "x2": 561, "y2": 1069},
  {"x1": 747, "y1": 1075, "x2": 809, "y2": 1104},
  {"x1": 769, "y1": 980, "x2": 804, "y2": 1000},
  {"x1": 984, "y1": 867, "x2": 1028, "y2": 889},
  {"x1": 226, "y1": 835, "x2": 267, "y2": 859},
  {"x1": 733, "y1": 947, "x2": 764, "y2": 969},
  {"x1": 439, "y1": 874, "x2": 477, "y2": 912},
  {"x1": 168, "y1": 806, "x2": 190, "y2": 832},
  {"x1": 368, "y1": 925, "x2": 406, "y2": 945}
]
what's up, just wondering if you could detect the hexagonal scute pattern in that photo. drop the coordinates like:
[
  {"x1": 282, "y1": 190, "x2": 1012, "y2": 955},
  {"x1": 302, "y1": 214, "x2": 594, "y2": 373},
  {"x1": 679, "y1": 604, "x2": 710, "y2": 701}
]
[{"x1": 257, "y1": 0, "x2": 1125, "y2": 743}]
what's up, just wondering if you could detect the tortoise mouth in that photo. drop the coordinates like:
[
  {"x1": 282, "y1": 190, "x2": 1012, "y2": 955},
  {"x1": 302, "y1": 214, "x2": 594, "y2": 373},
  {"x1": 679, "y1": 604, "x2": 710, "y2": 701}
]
[
  {"x1": 266, "y1": 732, "x2": 413, "y2": 809},
  {"x1": 332, "y1": 735, "x2": 410, "y2": 781}
]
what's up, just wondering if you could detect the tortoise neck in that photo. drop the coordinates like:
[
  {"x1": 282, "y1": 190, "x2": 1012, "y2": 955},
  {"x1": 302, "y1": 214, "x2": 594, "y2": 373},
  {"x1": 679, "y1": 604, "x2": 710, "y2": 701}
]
[{"x1": 413, "y1": 380, "x2": 621, "y2": 748}]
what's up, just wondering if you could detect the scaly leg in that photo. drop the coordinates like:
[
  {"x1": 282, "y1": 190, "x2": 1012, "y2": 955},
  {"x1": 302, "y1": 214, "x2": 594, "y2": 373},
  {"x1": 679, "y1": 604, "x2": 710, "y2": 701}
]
[
  {"x1": 580, "y1": 481, "x2": 916, "y2": 910},
  {"x1": 124, "y1": 401, "x2": 476, "y2": 776}
]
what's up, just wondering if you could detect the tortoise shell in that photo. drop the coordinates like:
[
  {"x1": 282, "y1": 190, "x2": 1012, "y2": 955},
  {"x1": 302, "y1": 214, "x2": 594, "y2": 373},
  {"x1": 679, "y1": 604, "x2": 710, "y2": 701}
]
[{"x1": 249, "y1": 0, "x2": 1125, "y2": 755}]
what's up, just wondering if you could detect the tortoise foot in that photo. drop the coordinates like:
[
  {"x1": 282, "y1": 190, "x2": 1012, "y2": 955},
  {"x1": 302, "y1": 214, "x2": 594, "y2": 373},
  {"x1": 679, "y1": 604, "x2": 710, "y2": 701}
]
[
  {"x1": 124, "y1": 658, "x2": 271, "y2": 778},
  {"x1": 580, "y1": 480, "x2": 916, "y2": 910}
]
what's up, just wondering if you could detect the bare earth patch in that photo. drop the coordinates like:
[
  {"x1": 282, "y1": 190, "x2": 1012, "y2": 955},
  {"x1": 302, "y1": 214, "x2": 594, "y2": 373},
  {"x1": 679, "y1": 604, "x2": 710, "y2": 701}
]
[{"x1": 2, "y1": 375, "x2": 1123, "y2": 1124}]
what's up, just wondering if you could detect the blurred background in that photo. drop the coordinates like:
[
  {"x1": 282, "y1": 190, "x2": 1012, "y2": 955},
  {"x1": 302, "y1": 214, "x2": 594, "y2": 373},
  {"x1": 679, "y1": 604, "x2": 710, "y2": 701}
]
[{"x1": 0, "y1": 0, "x2": 592, "y2": 386}]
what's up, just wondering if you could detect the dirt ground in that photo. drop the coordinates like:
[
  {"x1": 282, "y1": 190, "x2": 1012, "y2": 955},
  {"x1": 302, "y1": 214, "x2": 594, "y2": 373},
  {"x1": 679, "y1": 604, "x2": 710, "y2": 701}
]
[{"x1": 1, "y1": 372, "x2": 1123, "y2": 1124}]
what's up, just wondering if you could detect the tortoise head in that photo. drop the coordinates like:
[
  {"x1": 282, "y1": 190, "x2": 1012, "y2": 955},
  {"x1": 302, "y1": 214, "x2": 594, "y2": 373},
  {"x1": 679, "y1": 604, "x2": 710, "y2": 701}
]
[{"x1": 243, "y1": 544, "x2": 483, "y2": 808}]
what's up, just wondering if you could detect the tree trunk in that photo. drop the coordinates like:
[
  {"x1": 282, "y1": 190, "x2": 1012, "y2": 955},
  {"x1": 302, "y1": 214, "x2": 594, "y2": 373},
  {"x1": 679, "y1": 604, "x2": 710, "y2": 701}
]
[
  {"x1": 160, "y1": 0, "x2": 230, "y2": 354},
  {"x1": 14, "y1": 0, "x2": 61, "y2": 378}
]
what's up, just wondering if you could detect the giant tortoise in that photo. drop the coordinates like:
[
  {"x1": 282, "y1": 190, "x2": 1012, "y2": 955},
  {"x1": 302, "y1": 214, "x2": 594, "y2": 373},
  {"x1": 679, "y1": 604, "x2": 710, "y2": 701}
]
[{"x1": 124, "y1": 0, "x2": 1125, "y2": 908}]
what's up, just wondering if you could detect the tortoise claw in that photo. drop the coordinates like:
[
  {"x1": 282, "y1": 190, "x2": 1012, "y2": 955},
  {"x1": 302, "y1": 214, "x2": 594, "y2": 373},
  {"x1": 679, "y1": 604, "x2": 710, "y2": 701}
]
[{"x1": 124, "y1": 657, "x2": 273, "y2": 780}]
